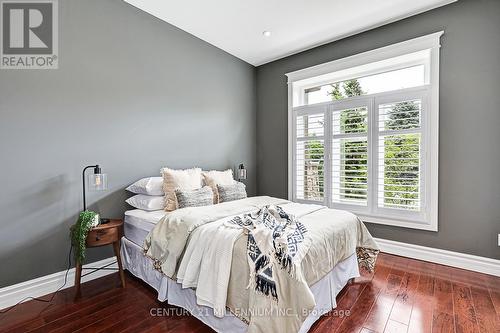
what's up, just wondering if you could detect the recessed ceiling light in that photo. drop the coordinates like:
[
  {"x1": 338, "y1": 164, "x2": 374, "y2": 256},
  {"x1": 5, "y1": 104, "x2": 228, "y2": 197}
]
[{"x1": 262, "y1": 31, "x2": 271, "y2": 37}]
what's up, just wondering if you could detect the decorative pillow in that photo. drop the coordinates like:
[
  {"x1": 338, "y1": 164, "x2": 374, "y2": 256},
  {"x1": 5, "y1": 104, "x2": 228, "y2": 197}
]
[
  {"x1": 175, "y1": 186, "x2": 214, "y2": 209},
  {"x1": 161, "y1": 167, "x2": 202, "y2": 211},
  {"x1": 202, "y1": 169, "x2": 236, "y2": 203},
  {"x1": 126, "y1": 177, "x2": 163, "y2": 196},
  {"x1": 125, "y1": 194, "x2": 164, "y2": 211},
  {"x1": 217, "y1": 182, "x2": 247, "y2": 203}
]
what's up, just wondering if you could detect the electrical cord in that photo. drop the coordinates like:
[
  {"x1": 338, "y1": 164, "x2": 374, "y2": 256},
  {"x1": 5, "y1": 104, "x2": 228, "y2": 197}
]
[{"x1": 0, "y1": 244, "x2": 73, "y2": 314}]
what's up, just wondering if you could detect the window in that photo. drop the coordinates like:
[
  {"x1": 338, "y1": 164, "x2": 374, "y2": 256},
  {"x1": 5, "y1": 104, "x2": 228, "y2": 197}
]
[
  {"x1": 287, "y1": 32, "x2": 442, "y2": 231},
  {"x1": 305, "y1": 65, "x2": 425, "y2": 104},
  {"x1": 332, "y1": 105, "x2": 369, "y2": 206},
  {"x1": 295, "y1": 113, "x2": 325, "y2": 201}
]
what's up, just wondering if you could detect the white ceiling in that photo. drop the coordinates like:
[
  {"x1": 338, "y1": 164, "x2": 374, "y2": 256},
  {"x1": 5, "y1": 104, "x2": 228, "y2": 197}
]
[{"x1": 124, "y1": 0, "x2": 456, "y2": 66}]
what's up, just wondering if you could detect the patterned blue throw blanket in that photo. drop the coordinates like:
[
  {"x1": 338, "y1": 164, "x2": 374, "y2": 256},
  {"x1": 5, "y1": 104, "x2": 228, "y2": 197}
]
[{"x1": 228, "y1": 205, "x2": 311, "y2": 301}]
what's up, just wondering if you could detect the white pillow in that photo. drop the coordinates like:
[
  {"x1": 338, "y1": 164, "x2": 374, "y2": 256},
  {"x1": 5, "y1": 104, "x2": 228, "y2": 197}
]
[
  {"x1": 202, "y1": 169, "x2": 236, "y2": 203},
  {"x1": 126, "y1": 194, "x2": 164, "y2": 211},
  {"x1": 126, "y1": 177, "x2": 164, "y2": 196},
  {"x1": 161, "y1": 167, "x2": 203, "y2": 211}
]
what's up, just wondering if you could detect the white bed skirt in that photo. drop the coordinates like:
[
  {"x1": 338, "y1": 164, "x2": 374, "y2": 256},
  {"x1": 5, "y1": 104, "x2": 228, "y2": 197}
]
[{"x1": 121, "y1": 237, "x2": 359, "y2": 333}]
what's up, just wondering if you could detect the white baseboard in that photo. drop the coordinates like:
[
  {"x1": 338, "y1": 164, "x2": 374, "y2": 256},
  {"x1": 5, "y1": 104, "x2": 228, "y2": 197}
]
[
  {"x1": 0, "y1": 257, "x2": 118, "y2": 311},
  {"x1": 375, "y1": 238, "x2": 500, "y2": 277},
  {"x1": 2, "y1": 239, "x2": 498, "y2": 311}
]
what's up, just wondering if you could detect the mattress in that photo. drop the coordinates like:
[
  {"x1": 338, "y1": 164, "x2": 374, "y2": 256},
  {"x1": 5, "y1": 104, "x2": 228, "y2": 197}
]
[{"x1": 124, "y1": 209, "x2": 166, "y2": 246}]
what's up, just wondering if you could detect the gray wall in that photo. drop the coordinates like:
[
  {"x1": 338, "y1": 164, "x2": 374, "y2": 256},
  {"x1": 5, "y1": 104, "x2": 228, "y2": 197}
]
[
  {"x1": 0, "y1": 0, "x2": 256, "y2": 287},
  {"x1": 256, "y1": 0, "x2": 500, "y2": 260}
]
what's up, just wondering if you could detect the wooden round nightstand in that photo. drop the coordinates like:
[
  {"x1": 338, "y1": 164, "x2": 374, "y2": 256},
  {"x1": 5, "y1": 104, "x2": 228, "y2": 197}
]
[{"x1": 74, "y1": 219, "x2": 126, "y2": 299}]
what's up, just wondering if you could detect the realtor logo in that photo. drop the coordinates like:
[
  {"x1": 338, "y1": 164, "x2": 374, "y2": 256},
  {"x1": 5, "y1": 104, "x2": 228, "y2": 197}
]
[{"x1": 1, "y1": 0, "x2": 58, "y2": 69}]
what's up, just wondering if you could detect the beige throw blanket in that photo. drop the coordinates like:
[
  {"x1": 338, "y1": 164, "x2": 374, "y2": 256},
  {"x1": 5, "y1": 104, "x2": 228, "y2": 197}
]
[{"x1": 144, "y1": 196, "x2": 379, "y2": 333}]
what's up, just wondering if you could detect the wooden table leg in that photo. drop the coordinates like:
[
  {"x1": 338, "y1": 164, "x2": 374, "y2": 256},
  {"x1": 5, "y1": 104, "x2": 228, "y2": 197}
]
[
  {"x1": 113, "y1": 240, "x2": 126, "y2": 288},
  {"x1": 74, "y1": 260, "x2": 82, "y2": 300}
]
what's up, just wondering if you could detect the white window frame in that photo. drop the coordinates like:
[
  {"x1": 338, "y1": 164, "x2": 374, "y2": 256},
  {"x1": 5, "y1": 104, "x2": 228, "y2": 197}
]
[{"x1": 286, "y1": 32, "x2": 442, "y2": 231}]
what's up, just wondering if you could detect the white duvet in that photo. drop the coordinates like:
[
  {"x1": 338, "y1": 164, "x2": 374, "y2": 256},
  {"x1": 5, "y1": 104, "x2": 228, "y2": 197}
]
[
  {"x1": 144, "y1": 196, "x2": 379, "y2": 333},
  {"x1": 176, "y1": 202, "x2": 325, "y2": 317}
]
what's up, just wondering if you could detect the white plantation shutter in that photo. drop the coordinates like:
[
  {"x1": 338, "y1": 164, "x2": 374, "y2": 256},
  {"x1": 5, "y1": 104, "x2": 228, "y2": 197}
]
[
  {"x1": 291, "y1": 88, "x2": 433, "y2": 227},
  {"x1": 332, "y1": 106, "x2": 369, "y2": 206},
  {"x1": 289, "y1": 33, "x2": 441, "y2": 230},
  {"x1": 376, "y1": 98, "x2": 423, "y2": 213},
  {"x1": 291, "y1": 88, "x2": 435, "y2": 229},
  {"x1": 295, "y1": 113, "x2": 325, "y2": 201}
]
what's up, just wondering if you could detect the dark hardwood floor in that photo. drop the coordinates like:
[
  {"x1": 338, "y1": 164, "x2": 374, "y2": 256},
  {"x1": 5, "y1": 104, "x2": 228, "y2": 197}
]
[{"x1": 1, "y1": 253, "x2": 498, "y2": 333}]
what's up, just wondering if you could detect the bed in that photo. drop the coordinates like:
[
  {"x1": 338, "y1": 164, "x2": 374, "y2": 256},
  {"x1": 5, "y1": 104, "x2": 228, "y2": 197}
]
[{"x1": 120, "y1": 196, "x2": 378, "y2": 333}]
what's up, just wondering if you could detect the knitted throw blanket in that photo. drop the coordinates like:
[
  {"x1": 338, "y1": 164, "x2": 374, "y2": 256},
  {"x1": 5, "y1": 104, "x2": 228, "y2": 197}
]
[{"x1": 227, "y1": 205, "x2": 312, "y2": 301}]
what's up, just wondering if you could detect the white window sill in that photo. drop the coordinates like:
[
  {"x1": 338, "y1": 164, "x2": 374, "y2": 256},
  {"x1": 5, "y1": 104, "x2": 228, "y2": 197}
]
[
  {"x1": 357, "y1": 214, "x2": 438, "y2": 232},
  {"x1": 292, "y1": 198, "x2": 438, "y2": 232}
]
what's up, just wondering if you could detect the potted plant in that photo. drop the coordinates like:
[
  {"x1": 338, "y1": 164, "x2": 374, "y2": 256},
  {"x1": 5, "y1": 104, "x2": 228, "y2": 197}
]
[{"x1": 70, "y1": 211, "x2": 99, "y2": 262}]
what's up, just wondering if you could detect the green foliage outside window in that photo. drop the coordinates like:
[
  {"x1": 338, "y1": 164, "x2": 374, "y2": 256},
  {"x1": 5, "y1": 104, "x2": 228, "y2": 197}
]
[
  {"x1": 382, "y1": 101, "x2": 420, "y2": 209},
  {"x1": 329, "y1": 80, "x2": 367, "y2": 202},
  {"x1": 304, "y1": 140, "x2": 324, "y2": 199}
]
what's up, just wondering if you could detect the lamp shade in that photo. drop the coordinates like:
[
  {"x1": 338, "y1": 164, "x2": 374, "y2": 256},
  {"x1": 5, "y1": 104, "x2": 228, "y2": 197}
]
[
  {"x1": 238, "y1": 164, "x2": 247, "y2": 180},
  {"x1": 88, "y1": 173, "x2": 108, "y2": 191}
]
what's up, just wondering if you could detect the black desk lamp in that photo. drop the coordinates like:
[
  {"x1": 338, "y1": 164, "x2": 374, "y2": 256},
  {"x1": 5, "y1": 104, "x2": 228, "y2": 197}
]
[{"x1": 82, "y1": 165, "x2": 109, "y2": 223}]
